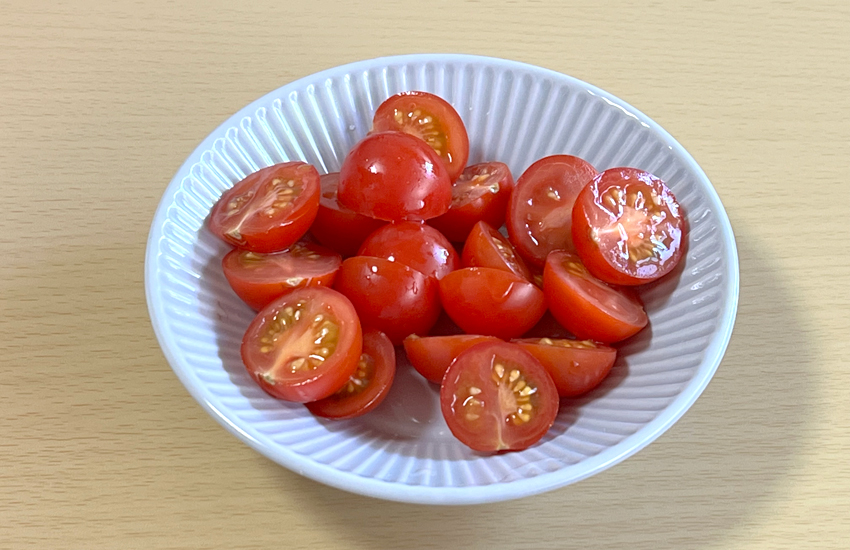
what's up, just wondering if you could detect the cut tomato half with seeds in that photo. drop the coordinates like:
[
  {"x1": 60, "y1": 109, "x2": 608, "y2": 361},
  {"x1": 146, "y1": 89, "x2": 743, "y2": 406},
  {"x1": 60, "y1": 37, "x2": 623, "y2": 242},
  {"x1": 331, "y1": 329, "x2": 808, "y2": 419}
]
[
  {"x1": 306, "y1": 329, "x2": 396, "y2": 419},
  {"x1": 403, "y1": 334, "x2": 500, "y2": 384},
  {"x1": 440, "y1": 340, "x2": 559, "y2": 452},
  {"x1": 209, "y1": 161, "x2": 320, "y2": 253},
  {"x1": 461, "y1": 220, "x2": 532, "y2": 281},
  {"x1": 513, "y1": 338, "x2": 617, "y2": 397},
  {"x1": 241, "y1": 287, "x2": 362, "y2": 403}
]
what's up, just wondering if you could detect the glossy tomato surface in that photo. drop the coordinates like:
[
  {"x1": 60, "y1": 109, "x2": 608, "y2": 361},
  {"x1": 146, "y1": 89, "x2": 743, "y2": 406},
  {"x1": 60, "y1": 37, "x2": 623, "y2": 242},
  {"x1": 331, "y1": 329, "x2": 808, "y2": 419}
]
[
  {"x1": 209, "y1": 161, "x2": 320, "y2": 253},
  {"x1": 222, "y1": 241, "x2": 341, "y2": 311},
  {"x1": 310, "y1": 172, "x2": 386, "y2": 257},
  {"x1": 403, "y1": 334, "x2": 500, "y2": 384},
  {"x1": 513, "y1": 337, "x2": 617, "y2": 397},
  {"x1": 440, "y1": 340, "x2": 559, "y2": 452},
  {"x1": 507, "y1": 155, "x2": 597, "y2": 266},
  {"x1": 543, "y1": 251, "x2": 647, "y2": 343},
  {"x1": 306, "y1": 329, "x2": 396, "y2": 419},
  {"x1": 338, "y1": 131, "x2": 452, "y2": 222},
  {"x1": 358, "y1": 221, "x2": 459, "y2": 280},
  {"x1": 428, "y1": 162, "x2": 514, "y2": 242},
  {"x1": 572, "y1": 167, "x2": 686, "y2": 285},
  {"x1": 241, "y1": 287, "x2": 362, "y2": 403},
  {"x1": 438, "y1": 267, "x2": 546, "y2": 339},
  {"x1": 461, "y1": 221, "x2": 532, "y2": 281},
  {"x1": 334, "y1": 256, "x2": 441, "y2": 344},
  {"x1": 372, "y1": 91, "x2": 469, "y2": 181}
]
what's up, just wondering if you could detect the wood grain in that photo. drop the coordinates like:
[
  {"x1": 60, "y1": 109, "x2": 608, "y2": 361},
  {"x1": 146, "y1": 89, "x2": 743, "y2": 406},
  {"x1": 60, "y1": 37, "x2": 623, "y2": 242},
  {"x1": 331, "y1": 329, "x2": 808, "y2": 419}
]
[{"x1": 1, "y1": 0, "x2": 848, "y2": 548}]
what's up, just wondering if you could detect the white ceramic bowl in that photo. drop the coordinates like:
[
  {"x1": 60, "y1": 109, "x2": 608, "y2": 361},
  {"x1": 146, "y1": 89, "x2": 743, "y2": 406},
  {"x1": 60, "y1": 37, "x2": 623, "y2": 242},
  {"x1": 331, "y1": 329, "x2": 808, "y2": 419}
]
[{"x1": 145, "y1": 54, "x2": 739, "y2": 505}]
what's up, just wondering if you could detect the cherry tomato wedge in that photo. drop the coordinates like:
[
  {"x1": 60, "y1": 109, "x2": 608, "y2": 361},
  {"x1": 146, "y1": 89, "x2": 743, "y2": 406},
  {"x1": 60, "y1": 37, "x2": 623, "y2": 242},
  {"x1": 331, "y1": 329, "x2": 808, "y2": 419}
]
[
  {"x1": 241, "y1": 287, "x2": 362, "y2": 403},
  {"x1": 507, "y1": 155, "x2": 597, "y2": 266},
  {"x1": 334, "y1": 256, "x2": 441, "y2": 345},
  {"x1": 461, "y1": 221, "x2": 532, "y2": 281},
  {"x1": 209, "y1": 161, "x2": 320, "y2": 253},
  {"x1": 306, "y1": 329, "x2": 396, "y2": 419},
  {"x1": 440, "y1": 340, "x2": 559, "y2": 452},
  {"x1": 428, "y1": 162, "x2": 514, "y2": 243},
  {"x1": 513, "y1": 338, "x2": 617, "y2": 397},
  {"x1": 310, "y1": 172, "x2": 386, "y2": 257},
  {"x1": 372, "y1": 91, "x2": 469, "y2": 181},
  {"x1": 403, "y1": 334, "x2": 500, "y2": 384},
  {"x1": 338, "y1": 131, "x2": 452, "y2": 222},
  {"x1": 222, "y1": 241, "x2": 341, "y2": 311},
  {"x1": 543, "y1": 251, "x2": 648, "y2": 343},
  {"x1": 358, "y1": 221, "x2": 459, "y2": 280},
  {"x1": 571, "y1": 167, "x2": 686, "y2": 285},
  {"x1": 438, "y1": 267, "x2": 546, "y2": 340}
]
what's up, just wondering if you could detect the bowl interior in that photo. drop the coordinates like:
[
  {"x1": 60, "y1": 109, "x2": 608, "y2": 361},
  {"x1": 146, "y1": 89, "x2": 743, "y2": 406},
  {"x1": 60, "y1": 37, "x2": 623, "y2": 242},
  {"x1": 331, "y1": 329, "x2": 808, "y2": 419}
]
[{"x1": 146, "y1": 54, "x2": 738, "y2": 505}]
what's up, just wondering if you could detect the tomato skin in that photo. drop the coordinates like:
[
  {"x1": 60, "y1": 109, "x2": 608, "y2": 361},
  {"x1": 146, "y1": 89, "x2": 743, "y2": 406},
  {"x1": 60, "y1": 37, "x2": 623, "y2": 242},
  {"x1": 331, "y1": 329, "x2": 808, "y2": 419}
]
[
  {"x1": 440, "y1": 340, "x2": 559, "y2": 452},
  {"x1": 543, "y1": 251, "x2": 648, "y2": 343},
  {"x1": 438, "y1": 267, "x2": 547, "y2": 340},
  {"x1": 461, "y1": 221, "x2": 532, "y2": 281},
  {"x1": 306, "y1": 329, "x2": 396, "y2": 419},
  {"x1": 333, "y1": 256, "x2": 441, "y2": 345},
  {"x1": 338, "y1": 131, "x2": 452, "y2": 222},
  {"x1": 428, "y1": 162, "x2": 514, "y2": 243},
  {"x1": 513, "y1": 338, "x2": 617, "y2": 397},
  {"x1": 209, "y1": 162, "x2": 321, "y2": 253},
  {"x1": 310, "y1": 172, "x2": 386, "y2": 257},
  {"x1": 241, "y1": 287, "x2": 362, "y2": 403},
  {"x1": 372, "y1": 91, "x2": 469, "y2": 181},
  {"x1": 571, "y1": 167, "x2": 686, "y2": 285},
  {"x1": 221, "y1": 241, "x2": 341, "y2": 311},
  {"x1": 506, "y1": 155, "x2": 597, "y2": 267},
  {"x1": 403, "y1": 334, "x2": 500, "y2": 384},
  {"x1": 358, "y1": 221, "x2": 459, "y2": 280}
]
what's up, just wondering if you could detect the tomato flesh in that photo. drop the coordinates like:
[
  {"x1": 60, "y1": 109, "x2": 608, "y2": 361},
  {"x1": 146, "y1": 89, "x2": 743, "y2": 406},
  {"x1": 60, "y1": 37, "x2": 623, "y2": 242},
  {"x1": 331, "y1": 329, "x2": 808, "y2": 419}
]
[
  {"x1": 461, "y1": 220, "x2": 532, "y2": 281},
  {"x1": 440, "y1": 341, "x2": 559, "y2": 452},
  {"x1": 403, "y1": 334, "x2": 500, "y2": 384},
  {"x1": 241, "y1": 287, "x2": 362, "y2": 403},
  {"x1": 572, "y1": 167, "x2": 685, "y2": 285},
  {"x1": 209, "y1": 161, "x2": 320, "y2": 253},
  {"x1": 310, "y1": 172, "x2": 386, "y2": 257},
  {"x1": 358, "y1": 221, "x2": 459, "y2": 280},
  {"x1": 513, "y1": 338, "x2": 617, "y2": 397}
]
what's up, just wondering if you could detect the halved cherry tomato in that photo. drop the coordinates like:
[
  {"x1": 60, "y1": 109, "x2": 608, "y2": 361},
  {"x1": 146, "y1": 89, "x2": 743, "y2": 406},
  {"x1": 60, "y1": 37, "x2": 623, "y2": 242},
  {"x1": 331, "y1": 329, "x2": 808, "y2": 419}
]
[
  {"x1": 358, "y1": 221, "x2": 459, "y2": 280},
  {"x1": 438, "y1": 267, "x2": 547, "y2": 340},
  {"x1": 543, "y1": 251, "x2": 647, "y2": 343},
  {"x1": 428, "y1": 162, "x2": 514, "y2": 242},
  {"x1": 310, "y1": 172, "x2": 386, "y2": 257},
  {"x1": 338, "y1": 131, "x2": 452, "y2": 222},
  {"x1": 572, "y1": 167, "x2": 686, "y2": 285},
  {"x1": 209, "y1": 161, "x2": 320, "y2": 253},
  {"x1": 440, "y1": 340, "x2": 559, "y2": 452},
  {"x1": 513, "y1": 337, "x2": 617, "y2": 397},
  {"x1": 403, "y1": 334, "x2": 500, "y2": 384},
  {"x1": 461, "y1": 221, "x2": 532, "y2": 281},
  {"x1": 506, "y1": 155, "x2": 597, "y2": 267},
  {"x1": 306, "y1": 329, "x2": 396, "y2": 419},
  {"x1": 241, "y1": 287, "x2": 362, "y2": 403},
  {"x1": 372, "y1": 91, "x2": 469, "y2": 181},
  {"x1": 222, "y1": 241, "x2": 341, "y2": 311},
  {"x1": 334, "y1": 256, "x2": 441, "y2": 344}
]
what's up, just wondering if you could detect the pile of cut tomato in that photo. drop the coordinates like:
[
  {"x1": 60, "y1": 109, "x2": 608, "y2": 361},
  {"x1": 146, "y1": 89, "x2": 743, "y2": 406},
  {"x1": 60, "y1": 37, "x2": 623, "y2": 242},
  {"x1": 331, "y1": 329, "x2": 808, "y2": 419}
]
[{"x1": 207, "y1": 91, "x2": 686, "y2": 453}]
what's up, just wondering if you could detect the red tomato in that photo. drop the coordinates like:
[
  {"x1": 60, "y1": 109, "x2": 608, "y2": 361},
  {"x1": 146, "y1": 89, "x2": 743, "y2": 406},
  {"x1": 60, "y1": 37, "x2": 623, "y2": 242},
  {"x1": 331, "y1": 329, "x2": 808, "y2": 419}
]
[
  {"x1": 440, "y1": 340, "x2": 559, "y2": 452},
  {"x1": 209, "y1": 161, "x2": 320, "y2": 253},
  {"x1": 358, "y1": 221, "x2": 459, "y2": 280},
  {"x1": 428, "y1": 162, "x2": 514, "y2": 242},
  {"x1": 372, "y1": 91, "x2": 469, "y2": 181},
  {"x1": 338, "y1": 131, "x2": 452, "y2": 222},
  {"x1": 333, "y1": 256, "x2": 441, "y2": 344},
  {"x1": 506, "y1": 155, "x2": 597, "y2": 267},
  {"x1": 543, "y1": 251, "x2": 647, "y2": 343},
  {"x1": 403, "y1": 334, "x2": 500, "y2": 384},
  {"x1": 222, "y1": 241, "x2": 341, "y2": 311},
  {"x1": 461, "y1": 221, "x2": 532, "y2": 281},
  {"x1": 306, "y1": 329, "x2": 396, "y2": 419},
  {"x1": 572, "y1": 167, "x2": 686, "y2": 285},
  {"x1": 438, "y1": 267, "x2": 547, "y2": 340},
  {"x1": 513, "y1": 338, "x2": 617, "y2": 397},
  {"x1": 310, "y1": 172, "x2": 386, "y2": 257},
  {"x1": 241, "y1": 287, "x2": 362, "y2": 403}
]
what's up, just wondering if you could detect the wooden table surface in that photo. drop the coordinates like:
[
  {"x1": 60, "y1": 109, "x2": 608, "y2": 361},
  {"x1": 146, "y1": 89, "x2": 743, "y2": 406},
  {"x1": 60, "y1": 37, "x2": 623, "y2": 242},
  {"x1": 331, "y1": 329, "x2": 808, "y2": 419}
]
[{"x1": 2, "y1": 1, "x2": 848, "y2": 548}]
